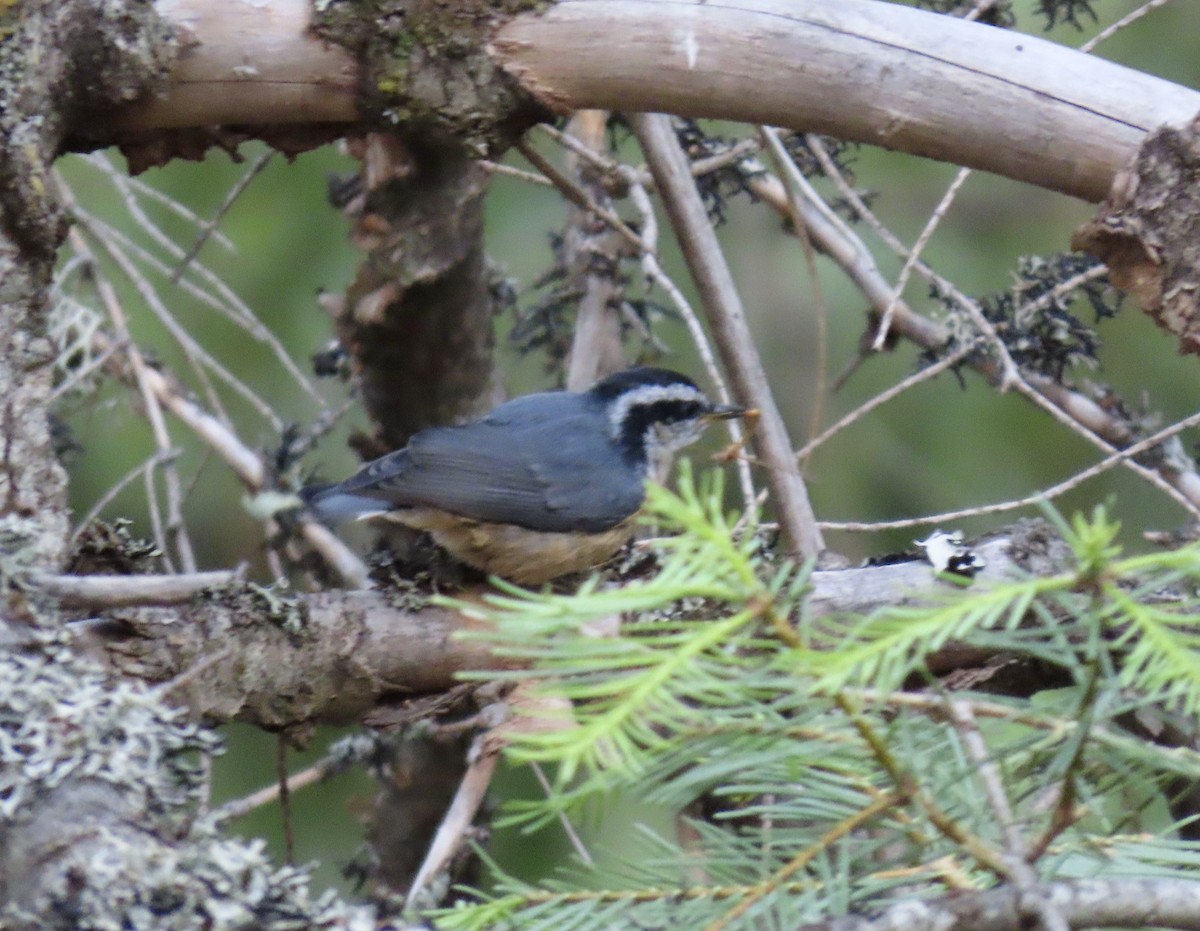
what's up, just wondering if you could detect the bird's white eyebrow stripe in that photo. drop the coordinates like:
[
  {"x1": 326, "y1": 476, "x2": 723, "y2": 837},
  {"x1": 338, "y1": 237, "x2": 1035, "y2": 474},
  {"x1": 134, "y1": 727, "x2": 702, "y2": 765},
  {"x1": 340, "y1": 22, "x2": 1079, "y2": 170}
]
[{"x1": 607, "y1": 383, "x2": 707, "y2": 438}]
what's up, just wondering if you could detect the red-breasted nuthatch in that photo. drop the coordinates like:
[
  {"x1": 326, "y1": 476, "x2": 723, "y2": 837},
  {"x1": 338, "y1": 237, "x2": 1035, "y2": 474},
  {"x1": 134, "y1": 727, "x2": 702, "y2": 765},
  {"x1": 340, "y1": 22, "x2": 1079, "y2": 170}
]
[{"x1": 302, "y1": 367, "x2": 746, "y2": 583}]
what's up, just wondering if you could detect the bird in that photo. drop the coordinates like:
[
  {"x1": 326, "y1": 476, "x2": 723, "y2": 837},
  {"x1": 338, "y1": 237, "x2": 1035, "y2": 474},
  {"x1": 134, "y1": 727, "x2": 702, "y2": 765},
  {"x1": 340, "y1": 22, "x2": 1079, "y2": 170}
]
[{"x1": 302, "y1": 366, "x2": 747, "y2": 584}]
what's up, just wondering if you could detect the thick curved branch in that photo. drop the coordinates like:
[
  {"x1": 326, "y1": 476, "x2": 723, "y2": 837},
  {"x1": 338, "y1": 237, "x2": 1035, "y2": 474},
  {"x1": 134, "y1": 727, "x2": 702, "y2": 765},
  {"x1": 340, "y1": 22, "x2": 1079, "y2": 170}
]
[
  {"x1": 492, "y1": 0, "x2": 1200, "y2": 201},
  {"x1": 117, "y1": 0, "x2": 357, "y2": 130},
  {"x1": 118, "y1": 0, "x2": 1200, "y2": 202}
]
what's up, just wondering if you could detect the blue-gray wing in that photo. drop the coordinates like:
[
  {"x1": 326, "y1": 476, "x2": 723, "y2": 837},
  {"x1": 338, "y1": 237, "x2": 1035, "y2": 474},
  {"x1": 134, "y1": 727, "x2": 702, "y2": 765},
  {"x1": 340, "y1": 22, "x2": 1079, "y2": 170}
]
[{"x1": 310, "y1": 399, "x2": 646, "y2": 532}]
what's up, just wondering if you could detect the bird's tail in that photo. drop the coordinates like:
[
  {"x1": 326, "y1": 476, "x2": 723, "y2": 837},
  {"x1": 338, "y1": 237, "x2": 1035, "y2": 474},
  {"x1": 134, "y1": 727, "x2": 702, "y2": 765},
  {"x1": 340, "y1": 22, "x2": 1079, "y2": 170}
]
[{"x1": 300, "y1": 483, "x2": 388, "y2": 524}]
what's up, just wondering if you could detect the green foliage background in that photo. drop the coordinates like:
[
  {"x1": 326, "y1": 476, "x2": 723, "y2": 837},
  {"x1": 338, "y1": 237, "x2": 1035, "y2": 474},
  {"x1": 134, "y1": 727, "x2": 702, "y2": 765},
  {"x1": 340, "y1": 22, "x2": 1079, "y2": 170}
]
[{"x1": 52, "y1": 0, "x2": 1200, "y2": 909}]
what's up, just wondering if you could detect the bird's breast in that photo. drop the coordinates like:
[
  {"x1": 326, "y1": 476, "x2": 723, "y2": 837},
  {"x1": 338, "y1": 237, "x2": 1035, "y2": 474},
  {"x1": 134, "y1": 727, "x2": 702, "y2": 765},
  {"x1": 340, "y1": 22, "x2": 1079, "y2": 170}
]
[{"x1": 385, "y1": 509, "x2": 638, "y2": 584}]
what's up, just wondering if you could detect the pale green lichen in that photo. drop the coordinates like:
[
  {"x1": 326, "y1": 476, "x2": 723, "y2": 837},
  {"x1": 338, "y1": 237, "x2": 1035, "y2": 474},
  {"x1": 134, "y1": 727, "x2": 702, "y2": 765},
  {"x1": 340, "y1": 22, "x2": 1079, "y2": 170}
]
[
  {"x1": 0, "y1": 633, "x2": 214, "y2": 823},
  {"x1": 0, "y1": 638, "x2": 404, "y2": 929}
]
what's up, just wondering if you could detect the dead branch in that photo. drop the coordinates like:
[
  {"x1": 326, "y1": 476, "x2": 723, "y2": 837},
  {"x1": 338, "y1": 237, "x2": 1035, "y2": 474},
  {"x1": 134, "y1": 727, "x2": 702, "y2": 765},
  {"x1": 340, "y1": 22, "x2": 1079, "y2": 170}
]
[
  {"x1": 101, "y1": 1, "x2": 1200, "y2": 203},
  {"x1": 31, "y1": 571, "x2": 237, "y2": 608}
]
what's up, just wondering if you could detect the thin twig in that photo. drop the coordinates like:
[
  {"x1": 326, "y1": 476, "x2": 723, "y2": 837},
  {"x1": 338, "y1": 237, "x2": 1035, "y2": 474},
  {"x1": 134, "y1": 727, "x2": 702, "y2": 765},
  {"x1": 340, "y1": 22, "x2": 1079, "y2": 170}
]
[
  {"x1": 759, "y1": 126, "x2": 830, "y2": 459},
  {"x1": 217, "y1": 756, "x2": 341, "y2": 823},
  {"x1": 143, "y1": 465, "x2": 172, "y2": 570},
  {"x1": 541, "y1": 122, "x2": 761, "y2": 186},
  {"x1": 89, "y1": 330, "x2": 372, "y2": 589},
  {"x1": 70, "y1": 451, "x2": 167, "y2": 542},
  {"x1": 946, "y1": 700, "x2": 1023, "y2": 855},
  {"x1": 48, "y1": 333, "x2": 124, "y2": 401},
  {"x1": 81, "y1": 153, "x2": 236, "y2": 253},
  {"x1": 155, "y1": 647, "x2": 236, "y2": 702},
  {"x1": 405, "y1": 733, "x2": 500, "y2": 910},
  {"x1": 796, "y1": 345, "x2": 975, "y2": 462},
  {"x1": 834, "y1": 692, "x2": 1010, "y2": 878},
  {"x1": 689, "y1": 138, "x2": 763, "y2": 179},
  {"x1": 537, "y1": 122, "x2": 623, "y2": 178},
  {"x1": 479, "y1": 160, "x2": 554, "y2": 186},
  {"x1": 277, "y1": 737, "x2": 295, "y2": 865},
  {"x1": 82, "y1": 153, "x2": 232, "y2": 271},
  {"x1": 794, "y1": 137, "x2": 1200, "y2": 515},
  {"x1": 1081, "y1": 0, "x2": 1173, "y2": 52},
  {"x1": 68, "y1": 207, "x2": 230, "y2": 424},
  {"x1": 1025, "y1": 659, "x2": 1099, "y2": 863},
  {"x1": 514, "y1": 139, "x2": 644, "y2": 252},
  {"x1": 531, "y1": 762, "x2": 594, "y2": 866},
  {"x1": 947, "y1": 700, "x2": 1069, "y2": 931},
  {"x1": 171, "y1": 150, "x2": 273, "y2": 281},
  {"x1": 703, "y1": 792, "x2": 900, "y2": 931},
  {"x1": 875, "y1": 168, "x2": 973, "y2": 353},
  {"x1": 71, "y1": 197, "x2": 324, "y2": 410},
  {"x1": 32, "y1": 570, "x2": 236, "y2": 607},
  {"x1": 1011, "y1": 378, "x2": 1200, "y2": 518},
  {"x1": 820, "y1": 402, "x2": 1200, "y2": 531}
]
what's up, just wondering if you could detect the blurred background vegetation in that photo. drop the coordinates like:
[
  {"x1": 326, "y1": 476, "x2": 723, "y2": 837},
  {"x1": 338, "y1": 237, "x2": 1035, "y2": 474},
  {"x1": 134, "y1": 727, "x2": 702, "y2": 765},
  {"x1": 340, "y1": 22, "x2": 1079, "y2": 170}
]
[{"x1": 51, "y1": 0, "x2": 1200, "y2": 899}]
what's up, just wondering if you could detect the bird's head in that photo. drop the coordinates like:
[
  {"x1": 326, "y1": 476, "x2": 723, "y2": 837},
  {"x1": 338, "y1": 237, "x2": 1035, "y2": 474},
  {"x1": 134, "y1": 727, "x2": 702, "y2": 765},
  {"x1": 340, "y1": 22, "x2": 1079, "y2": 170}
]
[{"x1": 590, "y1": 367, "x2": 747, "y2": 480}]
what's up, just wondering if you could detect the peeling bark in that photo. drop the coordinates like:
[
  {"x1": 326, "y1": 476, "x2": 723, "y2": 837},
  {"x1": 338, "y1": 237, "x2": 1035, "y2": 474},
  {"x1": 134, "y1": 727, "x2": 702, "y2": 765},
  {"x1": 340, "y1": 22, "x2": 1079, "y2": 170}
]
[
  {"x1": 1074, "y1": 116, "x2": 1200, "y2": 356},
  {"x1": 329, "y1": 135, "x2": 503, "y2": 450}
]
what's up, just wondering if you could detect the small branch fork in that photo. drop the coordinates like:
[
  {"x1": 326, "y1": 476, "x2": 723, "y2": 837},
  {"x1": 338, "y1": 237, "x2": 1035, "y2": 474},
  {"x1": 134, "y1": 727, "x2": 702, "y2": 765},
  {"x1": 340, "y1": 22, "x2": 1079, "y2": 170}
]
[{"x1": 516, "y1": 124, "x2": 759, "y2": 517}]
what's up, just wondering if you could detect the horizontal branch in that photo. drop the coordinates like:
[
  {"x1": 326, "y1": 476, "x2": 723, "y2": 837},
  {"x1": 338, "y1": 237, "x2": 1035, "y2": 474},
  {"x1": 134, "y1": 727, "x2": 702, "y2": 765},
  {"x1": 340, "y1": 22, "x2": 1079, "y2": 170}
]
[
  {"x1": 77, "y1": 524, "x2": 1066, "y2": 728},
  {"x1": 73, "y1": 588, "x2": 509, "y2": 728},
  {"x1": 803, "y1": 878, "x2": 1200, "y2": 931}
]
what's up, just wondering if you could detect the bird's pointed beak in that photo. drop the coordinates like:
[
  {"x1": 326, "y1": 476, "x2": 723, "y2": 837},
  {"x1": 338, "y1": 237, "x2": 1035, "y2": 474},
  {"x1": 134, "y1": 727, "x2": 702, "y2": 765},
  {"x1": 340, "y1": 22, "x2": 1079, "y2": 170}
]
[{"x1": 706, "y1": 404, "x2": 755, "y2": 421}]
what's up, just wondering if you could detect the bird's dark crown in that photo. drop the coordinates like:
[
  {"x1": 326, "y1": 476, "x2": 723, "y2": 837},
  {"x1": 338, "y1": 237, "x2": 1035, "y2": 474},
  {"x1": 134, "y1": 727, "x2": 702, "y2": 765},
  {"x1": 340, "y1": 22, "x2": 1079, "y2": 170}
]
[{"x1": 588, "y1": 366, "x2": 702, "y2": 403}]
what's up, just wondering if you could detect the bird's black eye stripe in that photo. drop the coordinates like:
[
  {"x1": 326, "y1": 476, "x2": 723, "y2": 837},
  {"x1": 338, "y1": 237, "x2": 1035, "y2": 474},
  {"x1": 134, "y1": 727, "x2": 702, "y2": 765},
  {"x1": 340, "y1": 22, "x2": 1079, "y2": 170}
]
[{"x1": 618, "y1": 398, "x2": 705, "y2": 460}]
